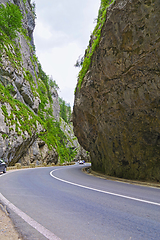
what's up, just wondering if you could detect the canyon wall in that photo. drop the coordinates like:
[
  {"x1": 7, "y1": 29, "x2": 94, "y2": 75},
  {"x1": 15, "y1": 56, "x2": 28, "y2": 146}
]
[
  {"x1": 0, "y1": 0, "x2": 79, "y2": 166},
  {"x1": 73, "y1": 0, "x2": 160, "y2": 181}
]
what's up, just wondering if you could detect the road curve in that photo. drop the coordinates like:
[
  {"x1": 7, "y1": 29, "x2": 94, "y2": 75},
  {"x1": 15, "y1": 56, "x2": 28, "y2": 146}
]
[{"x1": 0, "y1": 164, "x2": 160, "y2": 240}]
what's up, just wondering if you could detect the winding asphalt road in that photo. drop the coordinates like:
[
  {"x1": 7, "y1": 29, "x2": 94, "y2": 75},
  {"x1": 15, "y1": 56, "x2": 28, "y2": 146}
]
[{"x1": 0, "y1": 164, "x2": 160, "y2": 240}]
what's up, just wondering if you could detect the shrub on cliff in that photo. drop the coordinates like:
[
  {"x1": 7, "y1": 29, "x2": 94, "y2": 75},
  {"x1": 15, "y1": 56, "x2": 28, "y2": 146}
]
[{"x1": 0, "y1": 2, "x2": 22, "y2": 40}]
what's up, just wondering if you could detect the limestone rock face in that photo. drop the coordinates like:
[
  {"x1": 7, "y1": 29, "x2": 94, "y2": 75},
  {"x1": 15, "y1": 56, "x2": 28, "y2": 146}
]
[
  {"x1": 76, "y1": 146, "x2": 91, "y2": 162},
  {"x1": 73, "y1": 0, "x2": 160, "y2": 181},
  {"x1": 0, "y1": 0, "x2": 60, "y2": 166},
  {"x1": 0, "y1": 101, "x2": 45, "y2": 165},
  {"x1": 21, "y1": 139, "x2": 58, "y2": 166},
  {"x1": 51, "y1": 88, "x2": 60, "y2": 121},
  {"x1": 0, "y1": 0, "x2": 39, "y2": 111}
]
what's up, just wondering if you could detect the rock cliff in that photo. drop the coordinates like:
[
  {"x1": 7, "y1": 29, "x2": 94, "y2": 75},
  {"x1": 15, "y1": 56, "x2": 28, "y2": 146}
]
[
  {"x1": 73, "y1": 0, "x2": 160, "y2": 181},
  {"x1": 0, "y1": 0, "x2": 79, "y2": 166}
]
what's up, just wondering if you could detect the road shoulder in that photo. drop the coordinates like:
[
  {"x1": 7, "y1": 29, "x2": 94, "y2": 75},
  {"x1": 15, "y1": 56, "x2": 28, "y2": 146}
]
[
  {"x1": 82, "y1": 166, "x2": 160, "y2": 188},
  {"x1": 0, "y1": 203, "x2": 22, "y2": 240}
]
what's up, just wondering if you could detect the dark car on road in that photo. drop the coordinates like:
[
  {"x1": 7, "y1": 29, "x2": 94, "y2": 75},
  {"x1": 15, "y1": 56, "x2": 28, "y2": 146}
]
[{"x1": 0, "y1": 159, "x2": 7, "y2": 173}]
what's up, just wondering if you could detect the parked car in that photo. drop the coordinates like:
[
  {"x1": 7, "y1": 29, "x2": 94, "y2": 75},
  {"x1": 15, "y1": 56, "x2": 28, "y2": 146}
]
[{"x1": 0, "y1": 159, "x2": 7, "y2": 173}]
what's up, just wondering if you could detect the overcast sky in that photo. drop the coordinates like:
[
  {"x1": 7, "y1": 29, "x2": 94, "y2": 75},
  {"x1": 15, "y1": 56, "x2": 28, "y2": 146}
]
[{"x1": 33, "y1": 0, "x2": 100, "y2": 107}]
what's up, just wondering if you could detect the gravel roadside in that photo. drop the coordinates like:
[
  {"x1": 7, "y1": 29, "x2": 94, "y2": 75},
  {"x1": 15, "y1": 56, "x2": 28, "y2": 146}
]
[
  {"x1": 0, "y1": 204, "x2": 21, "y2": 240},
  {"x1": 0, "y1": 169, "x2": 21, "y2": 239}
]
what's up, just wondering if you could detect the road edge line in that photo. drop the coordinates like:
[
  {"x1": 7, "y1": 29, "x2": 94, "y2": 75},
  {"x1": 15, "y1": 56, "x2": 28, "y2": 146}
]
[
  {"x1": 50, "y1": 169, "x2": 160, "y2": 207},
  {"x1": 0, "y1": 193, "x2": 61, "y2": 240}
]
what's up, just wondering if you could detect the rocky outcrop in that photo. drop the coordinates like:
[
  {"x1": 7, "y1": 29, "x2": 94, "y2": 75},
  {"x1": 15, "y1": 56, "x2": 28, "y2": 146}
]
[
  {"x1": 0, "y1": 0, "x2": 60, "y2": 165},
  {"x1": 73, "y1": 0, "x2": 160, "y2": 181},
  {"x1": 75, "y1": 146, "x2": 91, "y2": 162},
  {"x1": 60, "y1": 118, "x2": 90, "y2": 162},
  {"x1": 51, "y1": 87, "x2": 60, "y2": 121},
  {"x1": 21, "y1": 139, "x2": 58, "y2": 166},
  {"x1": 0, "y1": 0, "x2": 39, "y2": 110}
]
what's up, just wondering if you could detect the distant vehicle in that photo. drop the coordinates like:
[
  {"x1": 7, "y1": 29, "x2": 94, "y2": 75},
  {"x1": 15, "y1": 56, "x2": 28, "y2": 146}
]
[
  {"x1": 0, "y1": 159, "x2": 7, "y2": 173},
  {"x1": 79, "y1": 160, "x2": 84, "y2": 164}
]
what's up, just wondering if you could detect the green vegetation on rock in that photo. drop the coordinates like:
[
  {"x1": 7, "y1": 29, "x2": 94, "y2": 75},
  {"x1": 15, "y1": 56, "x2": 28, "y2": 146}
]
[
  {"x1": 59, "y1": 97, "x2": 71, "y2": 123},
  {"x1": 0, "y1": 81, "x2": 74, "y2": 163},
  {"x1": 0, "y1": 83, "x2": 40, "y2": 137},
  {"x1": 0, "y1": 1, "x2": 77, "y2": 164},
  {"x1": 0, "y1": 2, "x2": 22, "y2": 40},
  {"x1": 76, "y1": 0, "x2": 114, "y2": 90},
  {"x1": 0, "y1": 2, "x2": 23, "y2": 70}
]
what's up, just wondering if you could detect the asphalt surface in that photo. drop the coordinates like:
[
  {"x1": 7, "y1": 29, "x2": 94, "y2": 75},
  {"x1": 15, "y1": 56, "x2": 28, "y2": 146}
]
[{"x1": 0, "y1": 164, "x2": 160, "y2": 240}]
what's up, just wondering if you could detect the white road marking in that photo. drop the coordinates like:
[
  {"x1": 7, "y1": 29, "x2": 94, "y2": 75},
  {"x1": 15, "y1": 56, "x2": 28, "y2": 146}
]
[
  {"x1": 0, "y1": 193, "x2": 61, "y2": 240},
  {"x1": 50, "y1": 169, "x2": 160, "y2": 207}
]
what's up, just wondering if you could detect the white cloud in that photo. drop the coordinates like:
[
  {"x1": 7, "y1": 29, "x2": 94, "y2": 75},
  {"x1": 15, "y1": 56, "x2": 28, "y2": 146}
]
[
  {"x1": 35, "y1": 21, "x2": 52, "y2": 40},
  {"x1": 33, "y1": 0, "x2": 101, "y2": 106},
  {"x1": 36, "y1": 41, "x2": 82, "y2": 106},
  {"x1": 34, "y1": 21, "x2": 70, "y2": 49}
]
